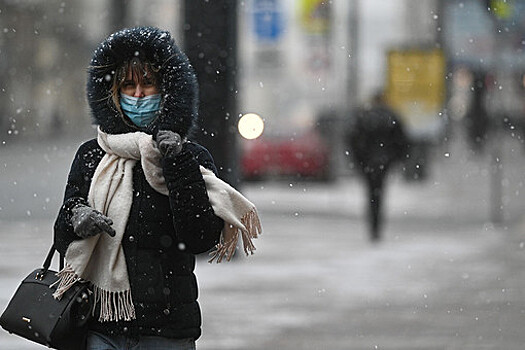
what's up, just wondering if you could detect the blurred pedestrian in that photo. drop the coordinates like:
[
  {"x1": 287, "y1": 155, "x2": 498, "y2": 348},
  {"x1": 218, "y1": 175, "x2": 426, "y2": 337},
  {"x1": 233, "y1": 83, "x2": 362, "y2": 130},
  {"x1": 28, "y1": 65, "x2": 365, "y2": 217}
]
[
  {"x1": 53, "y1": 27, "x2": 261, "y2": 350},
  {"x1": 463, "y1": 71, "x2": 490, "y2": 153},
  {"x1": 346, "y1": 92, "x2": 410, "y2": 241}
]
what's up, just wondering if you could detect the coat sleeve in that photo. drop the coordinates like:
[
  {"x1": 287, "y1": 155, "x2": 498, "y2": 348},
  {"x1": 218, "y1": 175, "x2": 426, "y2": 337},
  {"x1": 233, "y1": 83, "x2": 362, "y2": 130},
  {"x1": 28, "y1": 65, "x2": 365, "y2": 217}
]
[
  {"x1": 53, "y1": 139, "x2": 103, "y2": 255},
  {"x1": 161, "y1": 142, "x2": 223, "y2": 254}
]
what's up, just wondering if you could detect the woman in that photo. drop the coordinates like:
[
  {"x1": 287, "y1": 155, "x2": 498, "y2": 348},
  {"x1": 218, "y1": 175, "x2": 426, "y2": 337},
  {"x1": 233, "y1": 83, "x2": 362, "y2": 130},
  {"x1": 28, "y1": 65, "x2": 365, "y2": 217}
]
[{"x1": 53, "y1": 27, "x2": 261, "y2": 349}]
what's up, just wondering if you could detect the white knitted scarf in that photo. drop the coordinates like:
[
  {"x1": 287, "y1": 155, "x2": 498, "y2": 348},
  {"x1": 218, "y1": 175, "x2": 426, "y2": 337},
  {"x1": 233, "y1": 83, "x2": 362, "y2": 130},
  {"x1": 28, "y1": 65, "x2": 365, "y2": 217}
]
[{"x1": 53, "y1": 128, "x2": 262, "y2": 322}]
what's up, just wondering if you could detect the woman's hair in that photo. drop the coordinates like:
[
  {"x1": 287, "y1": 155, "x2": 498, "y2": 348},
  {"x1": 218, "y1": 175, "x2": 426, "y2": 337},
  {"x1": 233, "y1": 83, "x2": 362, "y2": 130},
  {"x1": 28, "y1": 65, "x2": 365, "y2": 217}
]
[{"x1": 110, "y1": 57, "x2": 161, "y2": 114}]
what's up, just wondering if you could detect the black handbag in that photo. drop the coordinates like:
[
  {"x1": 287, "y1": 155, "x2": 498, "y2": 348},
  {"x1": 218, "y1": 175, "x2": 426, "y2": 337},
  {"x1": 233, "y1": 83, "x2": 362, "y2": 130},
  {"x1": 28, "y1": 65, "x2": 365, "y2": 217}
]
[{"x1": 0, "y1": 244, "x2": 93, "y2": 350}]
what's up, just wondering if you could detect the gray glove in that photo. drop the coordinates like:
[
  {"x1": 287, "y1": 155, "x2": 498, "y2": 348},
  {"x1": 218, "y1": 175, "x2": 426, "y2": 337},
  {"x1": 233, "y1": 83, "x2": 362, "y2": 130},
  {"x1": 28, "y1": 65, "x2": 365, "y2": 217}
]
[
  {"x1": 157, "y1": 130, "x2": 183, "y2": 157},
  {"x1": 71, "y1": 204, "x2": 116, "y2": 238}
]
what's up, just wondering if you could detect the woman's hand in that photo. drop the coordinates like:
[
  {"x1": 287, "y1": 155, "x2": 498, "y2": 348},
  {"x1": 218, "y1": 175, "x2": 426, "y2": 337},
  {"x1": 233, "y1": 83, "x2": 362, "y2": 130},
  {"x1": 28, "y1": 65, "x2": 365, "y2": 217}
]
[
  {"x1": 71, "y1": 204, "x2": 116, "y2": 238},
  {"x1": 157, "y1": 130, "x2": 183, "y2": 157}
]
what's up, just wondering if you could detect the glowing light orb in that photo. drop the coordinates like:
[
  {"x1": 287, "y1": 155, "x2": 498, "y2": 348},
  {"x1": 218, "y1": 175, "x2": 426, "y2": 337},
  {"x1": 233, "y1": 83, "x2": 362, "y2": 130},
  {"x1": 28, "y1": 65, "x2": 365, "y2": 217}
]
[{"x1": 238, "y1": 113, "x2": 264, "y2": 140}]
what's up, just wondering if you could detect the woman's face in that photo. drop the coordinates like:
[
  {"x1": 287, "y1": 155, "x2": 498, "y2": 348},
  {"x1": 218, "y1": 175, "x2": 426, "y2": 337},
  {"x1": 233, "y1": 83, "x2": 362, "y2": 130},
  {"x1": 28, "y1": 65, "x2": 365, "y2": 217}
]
[{"x1": 120, "y1": 69, "x2": 159, "y2": 97}]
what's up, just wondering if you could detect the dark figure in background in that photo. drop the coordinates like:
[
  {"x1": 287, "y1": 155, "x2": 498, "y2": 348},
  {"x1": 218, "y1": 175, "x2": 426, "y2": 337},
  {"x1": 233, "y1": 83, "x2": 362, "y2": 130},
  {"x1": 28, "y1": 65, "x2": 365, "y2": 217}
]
[
  {"x1": 347, "y1": 93, "x2": 410, "y2": 241},
  {"x1": 464, "y1": 71, "x2": 490, "y2": 153}
]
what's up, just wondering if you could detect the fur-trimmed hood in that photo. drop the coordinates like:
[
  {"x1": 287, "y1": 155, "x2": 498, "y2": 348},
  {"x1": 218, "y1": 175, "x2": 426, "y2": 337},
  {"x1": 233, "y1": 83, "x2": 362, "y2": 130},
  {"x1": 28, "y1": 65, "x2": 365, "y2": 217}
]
[{"x1": 87, "y1": 27, "x2": 199, "y2": 138}]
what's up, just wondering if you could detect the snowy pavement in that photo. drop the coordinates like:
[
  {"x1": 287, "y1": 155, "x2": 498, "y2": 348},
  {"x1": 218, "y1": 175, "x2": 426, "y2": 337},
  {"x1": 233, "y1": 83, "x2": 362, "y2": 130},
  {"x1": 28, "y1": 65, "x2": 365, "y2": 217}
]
[
  {"x1": 198, "y1": 213, "x2": 525, "y2": 350},
  {"x1": 1, "y1": 136, "x2": 525, "y2": 349}
]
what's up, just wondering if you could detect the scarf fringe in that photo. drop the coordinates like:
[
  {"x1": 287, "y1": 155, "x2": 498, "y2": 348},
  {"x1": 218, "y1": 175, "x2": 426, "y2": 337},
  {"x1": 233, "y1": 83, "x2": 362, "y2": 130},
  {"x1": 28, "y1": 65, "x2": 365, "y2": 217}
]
[
  {"x1": 52, "y1": 264, "x2": 136, "y2": 322},
  {"x1": 209, "y1": 208, "x2": 262, "y2": 263},
  {"x1": 51, "y1": 264, "x2": 82, "y2": 300},
  {"x1": 93, "y1": 285, "x2": 136, "y2": 322}
]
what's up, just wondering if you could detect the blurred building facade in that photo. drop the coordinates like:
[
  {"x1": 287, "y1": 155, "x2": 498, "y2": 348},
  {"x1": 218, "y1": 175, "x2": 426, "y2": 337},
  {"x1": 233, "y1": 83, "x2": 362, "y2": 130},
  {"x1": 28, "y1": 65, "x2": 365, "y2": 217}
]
[
  {"x1": 239, "y1": 0, "x2": 442, "y2": 137},
  {"x1": 0, "y1": 0, "x2": 182, "y2": 140},
  {"x1": 1, "y1": 0, "x2": 524, "y2": 178},
  {"x1": 0, "y1": 0, "x2": 443, "y2": 140}
]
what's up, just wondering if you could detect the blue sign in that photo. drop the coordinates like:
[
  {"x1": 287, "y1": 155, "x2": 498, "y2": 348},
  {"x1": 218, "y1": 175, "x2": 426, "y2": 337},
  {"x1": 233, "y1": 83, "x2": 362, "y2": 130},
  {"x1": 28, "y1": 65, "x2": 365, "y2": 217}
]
[{"x1": 253, "y1": 0, "x2": 284, "y2": 41}]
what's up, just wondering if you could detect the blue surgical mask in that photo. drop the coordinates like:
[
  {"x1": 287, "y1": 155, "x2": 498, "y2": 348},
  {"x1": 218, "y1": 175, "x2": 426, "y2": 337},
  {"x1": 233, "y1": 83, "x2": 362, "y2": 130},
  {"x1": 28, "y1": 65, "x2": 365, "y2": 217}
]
[{"x1": 120, "y1": 93, "x2": 162, "y2": 128}]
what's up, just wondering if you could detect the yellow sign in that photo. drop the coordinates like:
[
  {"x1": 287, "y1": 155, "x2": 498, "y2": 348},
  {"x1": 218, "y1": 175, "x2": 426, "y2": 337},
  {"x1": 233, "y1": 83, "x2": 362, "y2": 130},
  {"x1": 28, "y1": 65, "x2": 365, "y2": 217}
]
[
  {"x1": 490, "y1": 0, "x2": 513, "y2": 19},
  {"x1": 298, "y1": 0, "x2": 331, "y2": 34},
  {"x1": 385, "y1": 48, "x2": 446, "y2": 130}
]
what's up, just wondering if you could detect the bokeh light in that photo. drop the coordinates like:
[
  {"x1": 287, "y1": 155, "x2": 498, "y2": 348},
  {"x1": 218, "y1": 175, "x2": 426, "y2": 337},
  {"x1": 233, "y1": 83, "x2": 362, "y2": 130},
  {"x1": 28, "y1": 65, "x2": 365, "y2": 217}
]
[{"x1": 238, "y1": 113, "x2": 264, "y2": 140}]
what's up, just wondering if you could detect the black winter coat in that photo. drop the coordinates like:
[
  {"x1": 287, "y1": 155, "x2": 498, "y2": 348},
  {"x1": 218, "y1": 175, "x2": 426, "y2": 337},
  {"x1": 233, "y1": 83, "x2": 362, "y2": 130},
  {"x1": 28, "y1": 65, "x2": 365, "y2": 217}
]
[
  {"x1": 347, "y1": 104, "x2": 409, "y2": 177},
  {"x1": 54, "y1": 139, "x2": 223, "y2": 340},
  {"x1": 54, "y1": 27, "x2": 224, "y2": 341}
]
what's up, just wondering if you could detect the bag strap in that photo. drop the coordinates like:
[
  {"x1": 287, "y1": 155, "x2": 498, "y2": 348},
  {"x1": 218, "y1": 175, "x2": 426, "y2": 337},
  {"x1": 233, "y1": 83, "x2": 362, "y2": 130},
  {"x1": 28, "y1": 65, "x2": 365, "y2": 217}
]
[
  {"x1": 42, "y1": 245, "x2": 56, "y2": 273},
  {"x1": 36, "y1": 245, "x2": 64, "y2": 280},
  {"x1": 42, "y1": 244, "x2": 65, "y2": 272}
]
